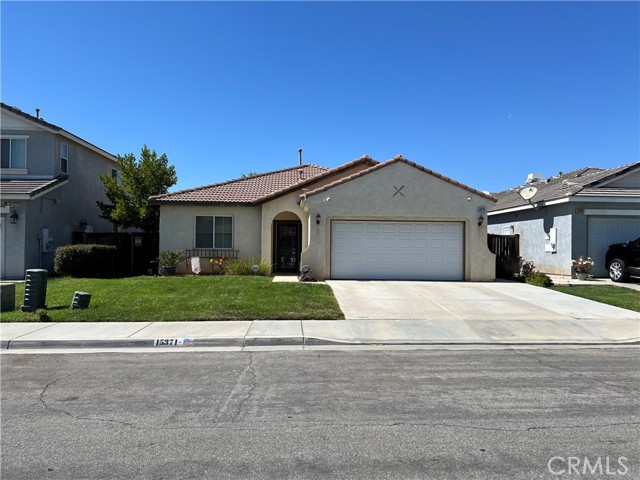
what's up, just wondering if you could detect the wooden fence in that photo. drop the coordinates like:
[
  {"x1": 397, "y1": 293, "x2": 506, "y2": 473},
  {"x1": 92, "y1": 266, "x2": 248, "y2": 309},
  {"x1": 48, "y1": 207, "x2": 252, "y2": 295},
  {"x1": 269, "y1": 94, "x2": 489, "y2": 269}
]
[{"x1": 488, "y1": 234, "x2": 520, "y2": 260}]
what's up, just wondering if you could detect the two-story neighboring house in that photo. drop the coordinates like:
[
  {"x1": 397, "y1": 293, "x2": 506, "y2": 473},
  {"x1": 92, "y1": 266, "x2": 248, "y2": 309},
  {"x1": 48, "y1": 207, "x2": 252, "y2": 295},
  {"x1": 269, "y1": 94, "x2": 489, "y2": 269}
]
[{"x1": 1, "y1": 103, "x2": 119, "y2": 279}]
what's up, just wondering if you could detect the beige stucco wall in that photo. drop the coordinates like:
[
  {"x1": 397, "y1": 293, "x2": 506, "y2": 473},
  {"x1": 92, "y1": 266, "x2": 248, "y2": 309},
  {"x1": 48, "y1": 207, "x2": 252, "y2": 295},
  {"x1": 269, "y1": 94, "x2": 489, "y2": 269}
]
[
  {"x1": 299, "y1": 161, "x2": 496, "y2": 281},
  {"x1": 157, "y1": 163, "x2": 375, "y2": 272},
  {"x1": 259, "y1": 160, "x2": 375, "y2": 266},
  {"x1": 158, "y1": 204, "x2": 262, "y2": 259},
  {"x1": 260, "y1": 192, "x2": 307, "y2": 266}
]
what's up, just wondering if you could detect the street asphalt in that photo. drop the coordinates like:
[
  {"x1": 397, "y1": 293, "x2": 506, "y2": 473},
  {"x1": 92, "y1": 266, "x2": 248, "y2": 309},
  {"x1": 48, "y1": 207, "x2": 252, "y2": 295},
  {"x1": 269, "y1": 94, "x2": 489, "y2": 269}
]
[
  {"x1": 1, "y1": 280, "x2": 638, "y2": 350},
  {"x1": 2, "y1": 349, "x2": 638, "y2": 479}
]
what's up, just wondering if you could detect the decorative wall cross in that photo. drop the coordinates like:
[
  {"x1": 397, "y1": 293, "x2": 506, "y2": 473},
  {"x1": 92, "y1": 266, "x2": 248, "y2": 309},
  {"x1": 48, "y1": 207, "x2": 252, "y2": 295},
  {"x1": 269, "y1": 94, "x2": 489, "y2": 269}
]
[{"x1": 393, "y1": 185, "x2": 405, "y2": 197}]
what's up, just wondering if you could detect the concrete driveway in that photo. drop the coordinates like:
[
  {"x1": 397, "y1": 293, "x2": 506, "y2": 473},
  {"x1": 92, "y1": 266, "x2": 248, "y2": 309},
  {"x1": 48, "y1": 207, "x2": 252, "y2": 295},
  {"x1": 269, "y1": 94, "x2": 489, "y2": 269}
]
[{"x1": 325, "y1": 280, "x2": 640, "y2": 344}]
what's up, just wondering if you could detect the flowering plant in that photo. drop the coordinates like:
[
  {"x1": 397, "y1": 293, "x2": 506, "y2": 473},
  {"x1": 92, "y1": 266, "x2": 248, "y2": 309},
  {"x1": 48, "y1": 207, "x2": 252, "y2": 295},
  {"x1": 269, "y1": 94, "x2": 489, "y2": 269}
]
[
  {"x1": 209, "y1": 257, "x2": 228, "y2": 268},
  {"x1": 571, "y1": 256, "x2": 594, "y2": 274}
]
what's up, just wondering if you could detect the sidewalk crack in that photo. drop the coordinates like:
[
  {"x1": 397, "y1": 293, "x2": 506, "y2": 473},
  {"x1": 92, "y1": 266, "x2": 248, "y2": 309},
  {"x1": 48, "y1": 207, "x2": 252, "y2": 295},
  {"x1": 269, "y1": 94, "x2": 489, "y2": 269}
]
[{"x1": 126, "y1": 322, "x2": 155, "y2": 339}]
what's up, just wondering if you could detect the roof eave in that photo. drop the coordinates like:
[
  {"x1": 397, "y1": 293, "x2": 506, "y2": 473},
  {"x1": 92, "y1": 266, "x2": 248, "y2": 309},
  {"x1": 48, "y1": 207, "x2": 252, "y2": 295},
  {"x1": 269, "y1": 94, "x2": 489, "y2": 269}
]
[
  {"x1": 151, "y1": 200, "x2": 256, "y2": 207},
  {"x1": 1, "y1": 103, "x2": 118, "y2": 163},
  {"x1": 303, "y1": 156, "x2": 497, "y2": 202}
]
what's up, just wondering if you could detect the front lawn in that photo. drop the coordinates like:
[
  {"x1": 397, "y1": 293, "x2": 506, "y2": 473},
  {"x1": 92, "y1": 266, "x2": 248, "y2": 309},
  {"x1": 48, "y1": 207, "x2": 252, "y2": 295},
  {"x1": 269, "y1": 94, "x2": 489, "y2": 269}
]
[
  {"x1": 552, "y1": 285, "x2": 640, "y2": 312},
  {"x1": 1, "y1": 276, "x2": 344, "y2": 322}
]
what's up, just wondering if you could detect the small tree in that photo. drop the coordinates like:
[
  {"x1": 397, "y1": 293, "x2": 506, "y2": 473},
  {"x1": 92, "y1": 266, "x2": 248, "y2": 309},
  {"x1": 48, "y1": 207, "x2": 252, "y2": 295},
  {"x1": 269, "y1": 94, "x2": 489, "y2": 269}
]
[{"x1": 97, "y1": 145, "x2": 177, "y2": 233}]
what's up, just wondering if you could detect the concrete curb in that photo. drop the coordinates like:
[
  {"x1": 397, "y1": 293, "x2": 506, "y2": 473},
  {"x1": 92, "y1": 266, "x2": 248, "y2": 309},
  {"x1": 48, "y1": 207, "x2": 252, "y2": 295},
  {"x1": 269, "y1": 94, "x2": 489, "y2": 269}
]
[
  {"x1": 4, "y1": 337, "x2": 245, "y2": 350},
  {"x1": 3, "y1": 336, "x2": 639, "y2": 350}
]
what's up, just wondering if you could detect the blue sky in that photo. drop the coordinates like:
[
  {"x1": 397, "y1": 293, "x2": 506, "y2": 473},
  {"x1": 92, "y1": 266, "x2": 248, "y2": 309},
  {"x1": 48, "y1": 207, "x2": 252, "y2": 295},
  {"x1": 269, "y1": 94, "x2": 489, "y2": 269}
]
[{"x1": 2, "y1": 1, "x2": 638, "y2": 193}]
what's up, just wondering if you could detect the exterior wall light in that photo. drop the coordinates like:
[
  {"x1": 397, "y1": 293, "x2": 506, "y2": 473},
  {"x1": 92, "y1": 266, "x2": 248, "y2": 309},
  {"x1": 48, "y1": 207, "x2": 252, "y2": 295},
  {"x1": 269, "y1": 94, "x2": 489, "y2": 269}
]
[
  {"x1": 316, "y1": 213, "x2": 321, "y2": 225},
  {"x1": 477, "y1": 214, "x2": 484, "y2": 226},
  {"x1": 79, "y1": 219, "x2": 88, "y2": 231},
  {"x1": 9, "y1": 210, "x2": 18, "y2": 224}
]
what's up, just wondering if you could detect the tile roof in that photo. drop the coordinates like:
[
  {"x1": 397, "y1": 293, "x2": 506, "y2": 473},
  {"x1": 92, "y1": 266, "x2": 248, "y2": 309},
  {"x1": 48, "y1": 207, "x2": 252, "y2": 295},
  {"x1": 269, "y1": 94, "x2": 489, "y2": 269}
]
[
  {"x1": 0, "y1": 176, "x2": 69, "y2": 198},
  {"x1": 150, "y1": 164, "x2": 327, "y2": 205},
  {"x1": 303, "y1": 155, "x2": 498, "y2": 201},
  {"x1": 150, "y1": 156, "x2": 378, "y2": 205},
  {"x1": 489, "y1": 162, "x2": 640, "y2": 212}
]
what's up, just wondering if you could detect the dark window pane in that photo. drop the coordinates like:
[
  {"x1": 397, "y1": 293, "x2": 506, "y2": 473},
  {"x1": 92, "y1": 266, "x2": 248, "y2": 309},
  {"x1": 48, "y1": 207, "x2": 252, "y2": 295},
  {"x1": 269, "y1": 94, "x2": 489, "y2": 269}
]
[
  {"x1": 195, "y1": 216, "x2": 214, "y2": 248},
  {"x1": 1, "y1": 139, "x2": 9, "y2": 168},
  {"x1": 215, "y1": 216, "x2": 233, "y2": 249}
]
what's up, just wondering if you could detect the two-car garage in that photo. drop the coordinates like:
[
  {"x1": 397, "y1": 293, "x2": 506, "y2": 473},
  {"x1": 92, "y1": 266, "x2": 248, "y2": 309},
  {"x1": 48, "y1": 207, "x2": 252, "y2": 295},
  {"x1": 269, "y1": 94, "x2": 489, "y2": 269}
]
[
  {"x1": 330, "y1": 221, "x2": 464, "y2": 280},
  {"x1": 300, "y1": 157, "x2": 497, "y2": 281}
]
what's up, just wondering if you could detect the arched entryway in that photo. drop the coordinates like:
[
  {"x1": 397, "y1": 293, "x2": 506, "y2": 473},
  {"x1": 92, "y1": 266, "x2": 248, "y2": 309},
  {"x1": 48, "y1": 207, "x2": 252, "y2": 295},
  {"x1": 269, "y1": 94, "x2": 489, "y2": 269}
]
[{"x1": 272, "y1": 212, "x2": 302, "y2": 273}]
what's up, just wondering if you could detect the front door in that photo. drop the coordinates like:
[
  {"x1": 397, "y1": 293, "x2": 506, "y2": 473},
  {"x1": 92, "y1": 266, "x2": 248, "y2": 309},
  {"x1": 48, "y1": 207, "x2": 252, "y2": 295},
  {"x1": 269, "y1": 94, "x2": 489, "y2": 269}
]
[{"x1": 274, "y1": 221, "x2": 301, "y2": 273}]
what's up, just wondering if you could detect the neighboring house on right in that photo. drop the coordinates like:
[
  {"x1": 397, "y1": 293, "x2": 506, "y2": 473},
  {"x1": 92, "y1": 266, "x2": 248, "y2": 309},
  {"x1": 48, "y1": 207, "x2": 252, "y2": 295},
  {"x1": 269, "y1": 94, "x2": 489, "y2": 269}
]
[{"x1": 487, "y1": 162, "x2": 640, "y2": 277}]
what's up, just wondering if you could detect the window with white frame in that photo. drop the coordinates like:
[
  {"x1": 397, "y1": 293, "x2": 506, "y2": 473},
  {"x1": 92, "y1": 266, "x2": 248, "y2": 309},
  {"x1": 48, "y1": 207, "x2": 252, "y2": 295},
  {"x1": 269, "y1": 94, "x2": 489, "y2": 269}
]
[
  {"x1": 195, "y1": 216, "x2": 233, "y2": 249},
  {"x1": 60, "y1": 143, "x2": 68, "y2": 173},
  {"x1": 1, "y1": 138, "x2": 27, "y2": 169}
]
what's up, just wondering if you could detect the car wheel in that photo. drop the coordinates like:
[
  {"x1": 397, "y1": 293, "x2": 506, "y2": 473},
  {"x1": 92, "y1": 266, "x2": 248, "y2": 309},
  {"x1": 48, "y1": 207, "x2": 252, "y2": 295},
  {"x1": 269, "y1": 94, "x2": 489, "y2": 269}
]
[{"x1": 608, "y1": 259, "x2": 627, "y2": 282}]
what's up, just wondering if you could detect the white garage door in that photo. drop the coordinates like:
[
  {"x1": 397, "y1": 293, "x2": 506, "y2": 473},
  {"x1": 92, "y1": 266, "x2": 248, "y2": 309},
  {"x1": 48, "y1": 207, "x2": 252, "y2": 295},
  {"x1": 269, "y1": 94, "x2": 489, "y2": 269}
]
[
  {"x1": 588, "y1": 217, "x2": 640, "y2": 277},
  {"x1": 331, "y1": 221, "x2": 464, "y2": 280}
]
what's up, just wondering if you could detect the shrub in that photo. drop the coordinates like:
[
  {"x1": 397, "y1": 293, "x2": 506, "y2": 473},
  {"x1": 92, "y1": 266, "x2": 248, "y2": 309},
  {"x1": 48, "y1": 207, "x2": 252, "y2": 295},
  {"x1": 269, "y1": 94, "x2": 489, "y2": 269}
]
[
  {"x1": 54, "y1": 244, "x2": 117, "y2": 278},
  {"x1": 223, "y1": 257, "x2": 272, "y2": 276},
  {"x1": 157, "y1": 250, "x2": 186, "y2": 267},
  {"x1": 525, "y1": 272, "x2": 554, "y2": 288},
  {"x1": 497, "y1": 256, "x2": 535, "y2": 282},
  {"x1": 520, "y1": 260, "x2": 535, "y2": 279}
]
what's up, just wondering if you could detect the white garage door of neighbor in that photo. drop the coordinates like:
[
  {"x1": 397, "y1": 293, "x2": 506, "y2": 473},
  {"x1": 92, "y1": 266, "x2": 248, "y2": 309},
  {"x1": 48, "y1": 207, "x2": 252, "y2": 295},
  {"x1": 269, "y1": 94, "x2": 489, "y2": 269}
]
[
  {"x1": 331, "y1": 221, "x2": 464, "y2": 280},
  {"x1": 588, "y1": 217, "x2": 640, "y2": 277}
]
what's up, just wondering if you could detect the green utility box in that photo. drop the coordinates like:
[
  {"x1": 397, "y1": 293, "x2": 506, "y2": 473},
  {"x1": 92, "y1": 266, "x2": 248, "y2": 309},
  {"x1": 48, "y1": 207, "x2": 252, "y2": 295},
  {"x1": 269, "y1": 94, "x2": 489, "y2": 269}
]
[
  {"x1": 71, "y1": 291, "x2": 92, "y2": 309},
  {"x1": 0, "y1": 283, "x2": 16, "y2": 312},
  {"x1": 21, "y1": 269, "x2": 48, "y2": 312}
]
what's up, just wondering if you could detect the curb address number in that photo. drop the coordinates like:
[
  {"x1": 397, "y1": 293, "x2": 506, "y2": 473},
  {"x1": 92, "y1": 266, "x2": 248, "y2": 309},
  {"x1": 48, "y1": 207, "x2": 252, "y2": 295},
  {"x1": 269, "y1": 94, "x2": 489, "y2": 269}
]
[{"x1": 154, "y1": 338, "x2": 194, "y2": 347}]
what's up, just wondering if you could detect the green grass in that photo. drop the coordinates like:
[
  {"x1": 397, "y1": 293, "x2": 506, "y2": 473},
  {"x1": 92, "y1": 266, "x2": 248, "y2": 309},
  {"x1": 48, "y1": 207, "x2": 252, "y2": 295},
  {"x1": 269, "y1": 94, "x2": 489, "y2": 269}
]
[
  {"x1": 1, "y1": 276, "x2": 344, "y2": 322},
  {"x1": 552, "y1": 285, "x2": 640, "y2": 312}
]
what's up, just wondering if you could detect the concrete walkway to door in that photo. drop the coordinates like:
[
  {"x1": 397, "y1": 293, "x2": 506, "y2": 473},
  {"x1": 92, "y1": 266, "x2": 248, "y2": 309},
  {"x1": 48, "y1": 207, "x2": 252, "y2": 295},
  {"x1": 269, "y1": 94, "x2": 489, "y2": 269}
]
[{"x1": 325, "y1": 280, "x2": 640, "y2": 344}]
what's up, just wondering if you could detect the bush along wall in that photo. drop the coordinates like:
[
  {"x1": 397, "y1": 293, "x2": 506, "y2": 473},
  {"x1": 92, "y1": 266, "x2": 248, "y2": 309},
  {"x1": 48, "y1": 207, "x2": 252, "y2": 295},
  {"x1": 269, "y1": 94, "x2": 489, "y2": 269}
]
[{"x1": 54, "y1": 244, "x2": 117, "y2": 278}]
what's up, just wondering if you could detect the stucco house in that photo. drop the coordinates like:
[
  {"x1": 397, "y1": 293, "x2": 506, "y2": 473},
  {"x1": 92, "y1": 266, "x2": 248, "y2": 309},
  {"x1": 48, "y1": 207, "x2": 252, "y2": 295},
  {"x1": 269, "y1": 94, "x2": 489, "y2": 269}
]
[
  {"x1": 152, "y1": 155, "x2": 497, "y2": 281},
  {"x1": 1, "y1": 103, "x2": 119, "y2": 279},
  {"x1": 487, "y1": 162, "x2": 640, "y2": 277}
]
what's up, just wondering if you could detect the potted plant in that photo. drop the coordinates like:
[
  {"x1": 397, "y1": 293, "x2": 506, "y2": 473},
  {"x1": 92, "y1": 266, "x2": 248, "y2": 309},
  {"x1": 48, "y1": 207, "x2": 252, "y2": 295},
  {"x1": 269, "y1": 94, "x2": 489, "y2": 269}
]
[
  {"x1": 157, "y1": 250, "x2": 186, "y2": 276},
  {"x1": 571, "y1": 255, "x2": 594, "y2": 280}
]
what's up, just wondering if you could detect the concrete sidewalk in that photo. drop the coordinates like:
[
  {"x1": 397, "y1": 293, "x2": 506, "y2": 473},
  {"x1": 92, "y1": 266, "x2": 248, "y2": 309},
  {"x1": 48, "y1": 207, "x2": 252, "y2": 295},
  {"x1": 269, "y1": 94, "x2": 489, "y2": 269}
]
[
  {"x1": 1, "y1": 315, "x2": 638, "y2": 350},
  {"x1": 2, "y1": 280, "x2": 638, "y2": 350}
]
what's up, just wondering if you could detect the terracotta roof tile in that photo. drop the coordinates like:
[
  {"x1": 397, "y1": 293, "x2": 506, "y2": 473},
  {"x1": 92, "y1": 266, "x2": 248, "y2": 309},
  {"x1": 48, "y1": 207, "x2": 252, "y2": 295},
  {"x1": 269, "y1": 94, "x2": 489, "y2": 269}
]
[
  {"x1": 150, "y1": 156, "x2": 378, "y2": 205},
  {"x1": 150, "y1": 164, "x2": 329, "y2": 205}
]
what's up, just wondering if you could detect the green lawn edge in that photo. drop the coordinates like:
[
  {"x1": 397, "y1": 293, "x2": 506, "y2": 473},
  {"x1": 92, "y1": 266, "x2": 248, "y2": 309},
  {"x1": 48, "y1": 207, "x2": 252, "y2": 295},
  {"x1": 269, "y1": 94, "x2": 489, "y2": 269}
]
[
  {"x1": 1, "y1": 276, "x2": 345, "y2": 322},
  {"x1": 551, "y1": 285, "x2": 640, "y2": 312}
]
